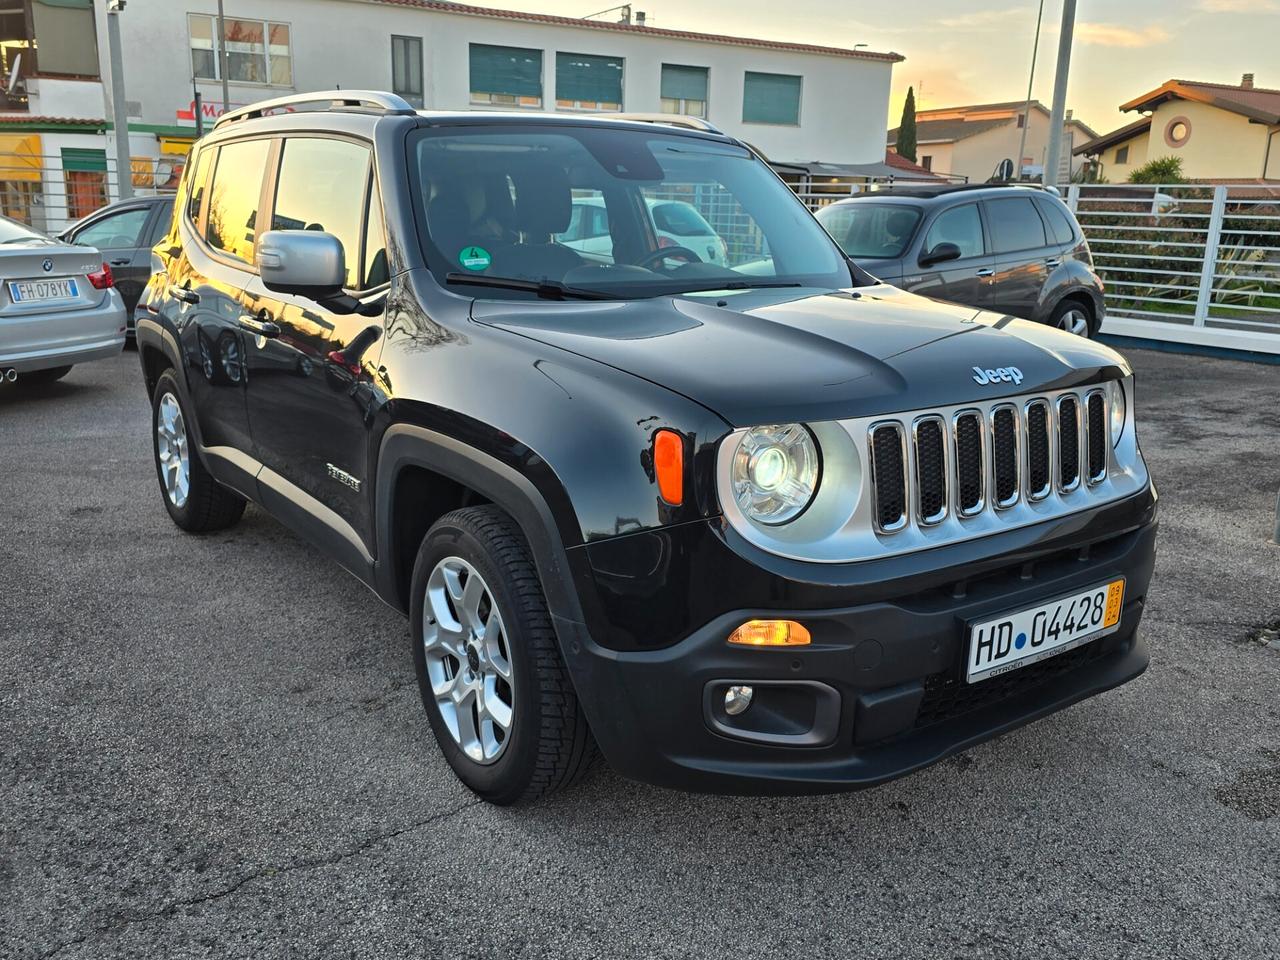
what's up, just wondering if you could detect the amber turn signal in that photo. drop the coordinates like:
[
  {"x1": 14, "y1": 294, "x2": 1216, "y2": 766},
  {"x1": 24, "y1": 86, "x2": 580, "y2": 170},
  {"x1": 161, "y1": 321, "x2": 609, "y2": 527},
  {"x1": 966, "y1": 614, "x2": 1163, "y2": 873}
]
[
  {"x1": 727, "y1": 619, "x2": 811, "y2": 647},
  {"x1": 653, "y1": 429, "x2": 683, "y2": 506}
]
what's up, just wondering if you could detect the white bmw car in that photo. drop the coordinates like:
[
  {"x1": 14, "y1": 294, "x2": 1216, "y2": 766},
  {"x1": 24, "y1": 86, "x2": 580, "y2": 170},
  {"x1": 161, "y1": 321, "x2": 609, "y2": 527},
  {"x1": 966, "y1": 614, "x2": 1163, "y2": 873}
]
[{"x1": 0, "y1": 215, "x2": 127, "y2": 386}]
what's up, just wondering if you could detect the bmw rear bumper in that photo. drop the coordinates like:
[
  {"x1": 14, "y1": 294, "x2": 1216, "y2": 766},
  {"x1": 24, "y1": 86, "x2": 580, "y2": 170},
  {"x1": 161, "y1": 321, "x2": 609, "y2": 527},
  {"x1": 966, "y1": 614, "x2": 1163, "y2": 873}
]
[{"x1": 0, "y1": 291, "x2": 127, "y2": 373}]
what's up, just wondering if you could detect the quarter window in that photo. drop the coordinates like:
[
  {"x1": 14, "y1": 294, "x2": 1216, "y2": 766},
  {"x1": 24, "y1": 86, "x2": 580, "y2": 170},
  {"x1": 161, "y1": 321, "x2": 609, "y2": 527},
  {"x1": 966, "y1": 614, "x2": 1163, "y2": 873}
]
[
  {"x1": 660, "y1": 64, "x2": 708, "y2": 118},
  {"x1": 271, "y1": 137, "x2": 371, "y2": 289},
  {"x1": 363, "y1": 184, "x2": 389, "y2": 289},
  {"x1": 743, "y1": 72, "x2": 801, "y2": 125},
  {"x1": 923, "y1": 204, "x2": 985, "y2": 260},
  {"x1": 184, "y1": 148, "x2": 213, "y2": 227},
  {"x1": 469, "y1": 44, "x2": 542, "y2": 108},
  {"x1": 555, "y1": 52, "x2": 623, "y2": 111},
  {"x1": 985, "y1": 197, "x2": 1048, "y2": 254},
  {"x1": 1036, "y1": 198, "x2": 1076, "y2": 245},
  {"x1": 392, "y1": 35, "x2": 424, "y2": 108},
  {"x1": 188, "y1": 14, "x2": 292, "y2": 86},
  {"x1": 205, "y1": 138, "x2": 271, "y2": 264}
]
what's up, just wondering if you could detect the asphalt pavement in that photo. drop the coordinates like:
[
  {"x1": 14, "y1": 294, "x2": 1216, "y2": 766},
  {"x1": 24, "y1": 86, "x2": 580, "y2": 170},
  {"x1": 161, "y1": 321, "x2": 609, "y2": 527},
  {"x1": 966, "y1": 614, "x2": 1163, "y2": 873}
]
[{"x1": 1, "y1": 346, "x2": 1278, "y2": 959}]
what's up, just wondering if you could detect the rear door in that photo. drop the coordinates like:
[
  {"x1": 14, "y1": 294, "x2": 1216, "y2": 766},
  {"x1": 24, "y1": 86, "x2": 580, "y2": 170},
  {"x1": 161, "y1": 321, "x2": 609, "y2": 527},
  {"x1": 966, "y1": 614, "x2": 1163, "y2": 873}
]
[
  {"x1": 905, "y1": 201, "x2": 995, "y2": 309},
  {"x1": 239, "y1": 135, "x2": 388, "y2": 559},
  {"x1": 167, "y1": 137, "x2": 272, "y2": 481},
  {"x1": 64, "y1": 202, "x2": 153, "y2": 313},
  {"x1": 983, "y1": 195, "x2": 1054, "y2": 319}
]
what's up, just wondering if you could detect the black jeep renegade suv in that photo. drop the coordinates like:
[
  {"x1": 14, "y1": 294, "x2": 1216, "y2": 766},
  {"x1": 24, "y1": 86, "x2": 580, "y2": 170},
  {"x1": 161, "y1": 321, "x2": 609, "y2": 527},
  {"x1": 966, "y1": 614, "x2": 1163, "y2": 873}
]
[{"x1": 136, "y1": 92, "x2": 1157, "y2": 805}]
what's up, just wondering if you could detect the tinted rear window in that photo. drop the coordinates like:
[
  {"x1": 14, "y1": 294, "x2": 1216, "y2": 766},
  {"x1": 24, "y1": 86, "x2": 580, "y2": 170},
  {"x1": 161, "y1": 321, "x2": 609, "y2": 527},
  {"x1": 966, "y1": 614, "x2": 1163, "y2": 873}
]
[
  {"x1": 815, "y1": 202, "x2": 922, "y2": 259},
  {"x1": 986, "y1": 197, "x2": 1048, "y2": 254},
  {"x1": 1036, "y1": 198, "x2": 1076, "y2": 245}
]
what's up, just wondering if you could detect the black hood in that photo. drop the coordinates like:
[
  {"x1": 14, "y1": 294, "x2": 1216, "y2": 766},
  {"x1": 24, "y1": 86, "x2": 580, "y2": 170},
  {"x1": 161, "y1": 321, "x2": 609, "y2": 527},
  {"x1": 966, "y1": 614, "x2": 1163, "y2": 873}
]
[{"x1": 473, "y1": 283, "x2": 1131, "y2": 426}]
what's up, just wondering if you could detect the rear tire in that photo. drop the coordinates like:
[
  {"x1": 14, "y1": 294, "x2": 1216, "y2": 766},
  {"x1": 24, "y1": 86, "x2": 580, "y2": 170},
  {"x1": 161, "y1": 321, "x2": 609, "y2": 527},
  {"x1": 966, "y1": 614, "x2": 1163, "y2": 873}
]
[
  {"x1": 1049, "y1": 299, "x2": 1094, "y2": 338},
  {"x1": 410, "y1": 505, "x2": 595, "y2": 805},
  {"x1": 22, "y1": 365, "x2": 72, "y2": 384},
  {"x1": 151, "y1": 370, "x2": 245, "y2": 532}
]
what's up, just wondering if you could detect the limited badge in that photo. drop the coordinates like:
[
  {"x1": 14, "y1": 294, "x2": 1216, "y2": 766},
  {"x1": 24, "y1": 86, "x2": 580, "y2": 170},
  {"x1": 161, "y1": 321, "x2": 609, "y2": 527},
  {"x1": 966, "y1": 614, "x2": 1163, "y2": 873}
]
[{"x1": 459, "y1": 246, "x2": 492, "y2": 271}]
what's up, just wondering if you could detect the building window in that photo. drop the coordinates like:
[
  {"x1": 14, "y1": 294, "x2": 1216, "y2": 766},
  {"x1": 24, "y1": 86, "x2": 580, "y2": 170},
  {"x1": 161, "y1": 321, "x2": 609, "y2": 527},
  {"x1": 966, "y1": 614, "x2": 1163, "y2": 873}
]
[
  {"x1": 189, "y1": 14, "x2": 293, "y2": 87},
  {"x1": 31, "y1": 0, "x2": 99, "y2": 78},
  {"x1": 1115, "y1": 145, "x2": 1129, "y2": 164},
  {"x1": 469, "y1": 44, "x2": 542, "y2": 107},
  {"x1": 742, "y1": 71, "x2": 801, "y2": 125},
  {"x1": 920, "y1": 155, "x2": 933, "y2": 171},
  {"x1": 392, "y1": 35, "x2": 424, "y2": 108},
  {"x1": 555, "y1": 52, "x2": 623, "y2": 111},
  {"x1": 660, "y1": 64, "x2": 708, "y2": 118},
  {"x1": 1016, "y1": 113, "x2": 1025, "y2": 129},
  {"x1": 1164, "y1": 116, "x2": 1191, "y2": 148},
  {"x1": 61, "y1": 148, "x2": 108, "y2": 221}
]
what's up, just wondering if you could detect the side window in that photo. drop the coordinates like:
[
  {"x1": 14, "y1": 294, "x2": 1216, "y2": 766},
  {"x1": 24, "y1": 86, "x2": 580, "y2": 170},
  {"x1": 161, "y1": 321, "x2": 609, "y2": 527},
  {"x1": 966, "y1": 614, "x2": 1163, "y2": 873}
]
[
  {"x1": 362, "y1": 184, "x2": 389, "y2": 289},
  {"x1": 72, "y1": 207, "x2": 150, "y2": 250},
  {"x1": 271, "y1": 137, "x2": 371, "y2": 289},
  {"x1": 205, "y1": 138, "x2": 271, "y2": 263},
  {"x1": 184, "y1": 148, "x2": 213, "y2": 227},
  {"x1": 923, "y1": 204, "x2": 985, "y2": 260},
  {"x1": 1036, "y1": 198, "x2": 1076, "y2": 245},
  {"x1": 986, "y1": 197, "x2": 1048, "y2": 254}
]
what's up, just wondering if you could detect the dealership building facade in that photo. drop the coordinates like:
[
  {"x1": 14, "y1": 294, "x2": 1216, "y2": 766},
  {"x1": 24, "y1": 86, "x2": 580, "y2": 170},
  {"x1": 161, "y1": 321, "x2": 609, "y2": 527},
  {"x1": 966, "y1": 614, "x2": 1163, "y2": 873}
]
[{"x1": 0, "y1": 0, "x2": 901, "y2": 233}]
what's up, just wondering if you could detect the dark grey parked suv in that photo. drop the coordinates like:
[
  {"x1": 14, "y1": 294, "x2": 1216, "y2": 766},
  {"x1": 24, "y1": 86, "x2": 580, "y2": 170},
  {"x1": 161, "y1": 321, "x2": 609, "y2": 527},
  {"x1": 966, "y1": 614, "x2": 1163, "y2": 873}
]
[{"x1": 815, "y1": 185, "x2": 1104, "y2": 337}]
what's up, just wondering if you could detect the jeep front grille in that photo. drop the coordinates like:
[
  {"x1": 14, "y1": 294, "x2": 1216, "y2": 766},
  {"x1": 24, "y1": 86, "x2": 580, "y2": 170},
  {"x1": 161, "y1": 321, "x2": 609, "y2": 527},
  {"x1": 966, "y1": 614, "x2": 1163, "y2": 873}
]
[{"x1": 871, "y1": 387, "x2": 1112, "y2": 537}]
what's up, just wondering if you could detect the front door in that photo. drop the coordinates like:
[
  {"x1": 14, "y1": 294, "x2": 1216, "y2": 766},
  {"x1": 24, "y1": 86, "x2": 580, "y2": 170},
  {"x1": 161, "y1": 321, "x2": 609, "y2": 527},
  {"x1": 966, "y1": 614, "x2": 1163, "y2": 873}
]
[
  {"x1": 984, "y1": 195, "x2": 1054, "y2": 320},
  {"x1": 906, "y1": 201, "x2": 995, "y2": 310},
  {"x1": 240, "y1": 135, "x2": 387, "y2": 559}
]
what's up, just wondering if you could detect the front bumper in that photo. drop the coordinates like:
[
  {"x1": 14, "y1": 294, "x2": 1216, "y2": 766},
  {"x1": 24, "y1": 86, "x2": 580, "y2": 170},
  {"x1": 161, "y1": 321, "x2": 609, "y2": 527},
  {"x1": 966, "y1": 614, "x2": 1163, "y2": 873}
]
[{"x1": 558, "y1": 491, "x2": 1157, "y2": 793}]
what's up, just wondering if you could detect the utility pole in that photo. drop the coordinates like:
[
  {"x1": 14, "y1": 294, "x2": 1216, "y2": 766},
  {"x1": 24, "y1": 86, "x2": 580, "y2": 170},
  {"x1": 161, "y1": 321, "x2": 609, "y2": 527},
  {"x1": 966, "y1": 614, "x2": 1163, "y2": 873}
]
[
  {"x1": 1043, "y1": 0, "x2": 1077, "y2": 189},
  {"x1": 216, "y1": 0, "x2": 231, "y2": 115},
  {"x1": 105, "y1": 0, "x2": 133, "y2": 200},
  {"x1": 1015, "y1": 0, "x2": 1046, "y2": 182}
]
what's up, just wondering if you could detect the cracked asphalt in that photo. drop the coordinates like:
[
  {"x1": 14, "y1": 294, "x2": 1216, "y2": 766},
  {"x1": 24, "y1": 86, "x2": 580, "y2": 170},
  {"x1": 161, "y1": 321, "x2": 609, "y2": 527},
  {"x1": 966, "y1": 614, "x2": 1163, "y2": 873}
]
[{"x1": 2, "y1": 346, "x2": 1279, "y2": 959}]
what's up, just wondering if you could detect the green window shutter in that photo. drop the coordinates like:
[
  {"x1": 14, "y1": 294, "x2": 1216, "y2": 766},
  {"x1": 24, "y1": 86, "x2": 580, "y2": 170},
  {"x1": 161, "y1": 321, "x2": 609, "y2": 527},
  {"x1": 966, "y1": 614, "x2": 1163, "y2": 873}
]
[
  {"x1": 555, "y1": 52, "x2": 623, "y2": 104},
  {"x1": 469, "y1": 44, "x2": 542, "y2": 98},
  {"x1": 660, "y1": 64, "x2": 707, "y2": 102},
  {"x1": 743, "y1": 72, "x2": 802, "y2": 125},
  {"x1": 61, "y1": 147, "x2": 107, "y2": 172}
]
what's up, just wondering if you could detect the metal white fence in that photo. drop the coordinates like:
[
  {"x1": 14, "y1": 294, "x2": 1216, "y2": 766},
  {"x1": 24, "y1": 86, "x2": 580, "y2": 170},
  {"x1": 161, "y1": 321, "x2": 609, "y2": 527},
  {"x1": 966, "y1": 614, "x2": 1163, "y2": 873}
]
[{"x1": 1064, "y1": 183, "x2": 1280, "y2": 354}]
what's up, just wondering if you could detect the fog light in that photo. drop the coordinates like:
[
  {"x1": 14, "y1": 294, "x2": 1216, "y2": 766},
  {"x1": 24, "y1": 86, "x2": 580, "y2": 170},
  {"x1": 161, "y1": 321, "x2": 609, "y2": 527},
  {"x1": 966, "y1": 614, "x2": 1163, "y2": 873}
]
[
  {"x1": 724, "y1": 685, "x2": 754, "y2": 716},
  {"x1": 727, "y1": 619, "x2": 811, "y2": 647}
]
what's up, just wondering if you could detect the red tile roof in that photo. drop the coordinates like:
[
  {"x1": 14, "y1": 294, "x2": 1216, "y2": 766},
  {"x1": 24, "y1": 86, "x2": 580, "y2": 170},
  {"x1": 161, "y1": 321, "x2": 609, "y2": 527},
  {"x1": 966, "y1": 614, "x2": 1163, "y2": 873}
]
[
  {"x1": 1120, "y1": 79, "x2": 1280, "y2": 124},
  {"x1": 883, "y1": 149, "x2": 940, "y2": 178},
  {"x1": 0, "y1": 115, "x2": 104, "y2": 125},
  {"x1": 372, "y1": 0, "x2": 904, "y2": 61},
  {"x1": 1074, "y1": 116, "x2": 1152, "y2": 156}
]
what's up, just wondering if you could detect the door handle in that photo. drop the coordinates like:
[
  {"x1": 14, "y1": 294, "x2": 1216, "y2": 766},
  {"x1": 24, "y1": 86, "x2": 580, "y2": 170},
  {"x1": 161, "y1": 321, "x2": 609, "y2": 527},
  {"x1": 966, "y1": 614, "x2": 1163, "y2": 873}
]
[
  {"x1": 168, "y1": 284, "x2": 199, "y2": 304},
  {"x1": 109, "y1": 257, "x2": 131, "y2": 266},
  {"x1": 239, "y1": 315, "x2": 280, "y2": 338},
  {"x1": 976, "y1": 268, "x2": 995, "y2": 277},
  {"x1": 1045, "y1": 259, "x2": 1061, "y2": 268}
]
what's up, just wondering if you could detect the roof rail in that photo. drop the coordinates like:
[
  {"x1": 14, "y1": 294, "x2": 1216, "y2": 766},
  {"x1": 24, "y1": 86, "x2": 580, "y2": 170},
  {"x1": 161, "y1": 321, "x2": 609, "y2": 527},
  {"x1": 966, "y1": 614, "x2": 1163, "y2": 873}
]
[
  {"x1": 599, "y1": 112, "x2": 723, "y2": 134},
  {"x1": 213, "y1": 90, "x2": 417, "y2": 130},
  {"x1": 866, "y1": 181, "x2": 1050, "y2": 198}
]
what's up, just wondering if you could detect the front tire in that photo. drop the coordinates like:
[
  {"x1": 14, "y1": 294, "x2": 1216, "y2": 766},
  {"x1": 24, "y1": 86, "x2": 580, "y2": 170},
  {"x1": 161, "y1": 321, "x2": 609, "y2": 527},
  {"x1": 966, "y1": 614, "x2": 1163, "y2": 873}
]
[
  {"x1": 410, "y1": 505, "x2": 594, "y2": 805},
  {"x1": 151, "y1": 370, "x2": 245, "y2": 532}
]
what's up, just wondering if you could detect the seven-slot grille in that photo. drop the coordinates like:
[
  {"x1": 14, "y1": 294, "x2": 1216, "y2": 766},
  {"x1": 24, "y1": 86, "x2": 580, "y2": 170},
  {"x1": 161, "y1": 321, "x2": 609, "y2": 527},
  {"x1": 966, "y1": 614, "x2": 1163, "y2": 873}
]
[{"x1": 871, "y1": 389, "x2": 1111, "y2": 533}]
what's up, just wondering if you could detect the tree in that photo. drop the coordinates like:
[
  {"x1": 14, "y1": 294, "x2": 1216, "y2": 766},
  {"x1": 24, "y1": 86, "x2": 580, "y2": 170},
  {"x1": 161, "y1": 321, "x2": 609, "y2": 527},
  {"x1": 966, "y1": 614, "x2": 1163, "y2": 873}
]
[
  {"x1": 1127, "y1": 156, "x2": 1186, "y2": 184},
  {"x1": 897, "y1": 87, "x2": 917, "y2": 163}
]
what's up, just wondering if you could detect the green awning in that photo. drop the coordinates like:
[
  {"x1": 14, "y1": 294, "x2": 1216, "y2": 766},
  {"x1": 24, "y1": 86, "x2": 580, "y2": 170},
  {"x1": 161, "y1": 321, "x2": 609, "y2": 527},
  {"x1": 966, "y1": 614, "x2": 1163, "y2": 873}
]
[
  {"x1": 660, "y1": 64, "x2": 707, "y2": 102},
  {"x1": 61, "y1": 147, "x2": 107, "y2": 172},
  {"x1": 469, "y1": 44, "x2": 542, "y2": 98},
  {"x1": 743, "y1": 72, "x2": 802, "y2": 125},
  {"x1": 556, "y1": 52, "x2": 623, "y2": 104}
]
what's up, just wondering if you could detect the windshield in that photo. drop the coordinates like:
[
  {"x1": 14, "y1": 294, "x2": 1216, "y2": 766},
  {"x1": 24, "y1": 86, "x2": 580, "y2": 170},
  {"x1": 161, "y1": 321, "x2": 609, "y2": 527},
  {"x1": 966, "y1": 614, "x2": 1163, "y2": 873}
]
[
  {"x1": 815, "y1": 202, "x2": 922, "y2": 260},
  {"x1": 411, "y1": 125, "x2": 855, "y2": 299}
]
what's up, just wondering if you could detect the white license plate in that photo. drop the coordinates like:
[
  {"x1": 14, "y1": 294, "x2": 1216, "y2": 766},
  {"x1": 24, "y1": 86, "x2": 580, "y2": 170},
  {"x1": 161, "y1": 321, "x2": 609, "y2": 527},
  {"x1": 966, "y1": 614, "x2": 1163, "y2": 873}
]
[
  {"x1": 9, "y1": 278, "x2": 78, "y2": 302},
  {"x1": 966, "y1": 579, "x2": 1125, "y2": 683}
]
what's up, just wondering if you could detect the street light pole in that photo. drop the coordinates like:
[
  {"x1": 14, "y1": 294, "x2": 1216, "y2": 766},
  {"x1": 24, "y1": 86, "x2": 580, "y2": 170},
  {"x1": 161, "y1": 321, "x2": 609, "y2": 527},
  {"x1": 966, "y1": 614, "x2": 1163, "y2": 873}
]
[
  {"x1": 216, "y1": 0, "x2": 231, "y2": 114},
  {"x1": 1015, "y1": 0, "x2": 1046, "y2": 182},
  {"x1": 105, "y1": 0, "x2": 133, "y2": 200},
  {"x1": 1043, "y1": 0, "x2": 1077, "y2": 189}
]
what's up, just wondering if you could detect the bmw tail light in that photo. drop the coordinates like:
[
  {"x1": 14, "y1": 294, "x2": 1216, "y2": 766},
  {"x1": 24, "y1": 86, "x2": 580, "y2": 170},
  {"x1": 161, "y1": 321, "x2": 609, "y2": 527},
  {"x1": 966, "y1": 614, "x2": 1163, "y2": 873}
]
[{"x1": 88, "y1": 262, "x2": 114, "y2": 290}]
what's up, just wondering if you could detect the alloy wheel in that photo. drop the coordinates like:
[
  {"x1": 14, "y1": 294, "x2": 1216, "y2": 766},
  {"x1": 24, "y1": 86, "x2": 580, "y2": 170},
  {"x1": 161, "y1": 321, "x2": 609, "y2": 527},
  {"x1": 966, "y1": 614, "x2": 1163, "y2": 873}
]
[
  {"x1": 422, "y1": 556, "x2": 515, "y2": 764},
  {"x1": 156, "y1": 392, "x2": 190, "y2": 508},
  {"x1": 1058, "y1": 307, "x2": 1090, "y2": 337}
]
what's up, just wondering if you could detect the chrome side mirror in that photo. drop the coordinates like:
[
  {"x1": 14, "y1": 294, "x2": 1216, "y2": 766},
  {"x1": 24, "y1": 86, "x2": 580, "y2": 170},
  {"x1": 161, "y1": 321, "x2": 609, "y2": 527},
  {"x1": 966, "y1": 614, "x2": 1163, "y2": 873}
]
[{"x1": 257, "y1": 230, "x2": 345, "y2": 297}]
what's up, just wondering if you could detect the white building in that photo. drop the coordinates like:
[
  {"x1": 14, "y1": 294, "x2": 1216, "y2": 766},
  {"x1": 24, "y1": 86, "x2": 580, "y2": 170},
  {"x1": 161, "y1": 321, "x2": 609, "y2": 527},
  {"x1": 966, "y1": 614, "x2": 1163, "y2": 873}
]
[{"x1": 0, "y1": 0, "x2": 901, "y2": 232}]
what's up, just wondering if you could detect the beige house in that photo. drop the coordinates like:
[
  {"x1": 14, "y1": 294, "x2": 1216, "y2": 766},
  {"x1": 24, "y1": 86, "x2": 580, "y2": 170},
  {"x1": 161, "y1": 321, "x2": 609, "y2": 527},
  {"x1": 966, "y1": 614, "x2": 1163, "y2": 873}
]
[
  {"x1": 1075, "y1": 74, "x2": 1280, "y2": 181},
  {"x1": 887, "y1": 100, "x2": 1096, "y2": 183}
]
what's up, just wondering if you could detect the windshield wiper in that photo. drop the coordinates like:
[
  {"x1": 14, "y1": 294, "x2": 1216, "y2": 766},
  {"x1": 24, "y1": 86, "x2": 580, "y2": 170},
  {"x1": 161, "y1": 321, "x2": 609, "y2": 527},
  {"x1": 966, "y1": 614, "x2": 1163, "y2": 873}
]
[
  {"x1": 675, "y1": 280, "x2": 804, "y2": 294},
  {"x1": 445, "y1": 272, "x2": 619, "y2": 301}
]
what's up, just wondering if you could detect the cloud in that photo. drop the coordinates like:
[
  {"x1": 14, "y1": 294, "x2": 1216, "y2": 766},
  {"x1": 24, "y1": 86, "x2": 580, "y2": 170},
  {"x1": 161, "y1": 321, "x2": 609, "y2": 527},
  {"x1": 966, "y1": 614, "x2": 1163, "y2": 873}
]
[
  {"x1": 1197, "y1": 0, "x2": 1278, "y2": 10},
  {"x1": 937, "y1": 8, "x2": 1030, "y2": 29},
  {"x1": 1075, "y1": 23, "x2": 1171, "y2": 47}
]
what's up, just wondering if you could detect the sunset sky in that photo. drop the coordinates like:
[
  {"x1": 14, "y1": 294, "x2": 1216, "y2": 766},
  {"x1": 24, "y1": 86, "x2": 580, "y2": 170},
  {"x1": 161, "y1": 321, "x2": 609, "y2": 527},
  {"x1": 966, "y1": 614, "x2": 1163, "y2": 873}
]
[{"x1": 484, "y1": 0, "x2": 1279, "y2": 137}]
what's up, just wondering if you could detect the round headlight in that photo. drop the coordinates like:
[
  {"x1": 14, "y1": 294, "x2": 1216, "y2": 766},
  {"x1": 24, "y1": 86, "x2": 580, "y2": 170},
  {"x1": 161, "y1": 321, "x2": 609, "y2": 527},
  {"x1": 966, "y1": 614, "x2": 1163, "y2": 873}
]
[
  {"x1": 1110, "y1": 380, "x2": 1126, "y2": 447},
  {"x1": 731, "y1": 424, "x2": 821, "y2": 525}
]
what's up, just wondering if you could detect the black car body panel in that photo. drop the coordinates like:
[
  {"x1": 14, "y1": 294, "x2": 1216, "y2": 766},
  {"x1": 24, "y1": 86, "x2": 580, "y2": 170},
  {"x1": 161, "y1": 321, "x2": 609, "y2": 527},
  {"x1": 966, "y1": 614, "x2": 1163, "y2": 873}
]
[{"x1": 135, "y1": 101, "x2": 1156, "y2": 795}]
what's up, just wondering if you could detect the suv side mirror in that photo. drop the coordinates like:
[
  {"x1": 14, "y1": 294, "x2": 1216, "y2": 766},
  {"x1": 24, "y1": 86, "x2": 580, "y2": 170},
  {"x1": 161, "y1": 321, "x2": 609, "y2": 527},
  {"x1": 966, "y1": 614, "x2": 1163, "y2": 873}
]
[
  {"x1": 257, "y1": 230, "x2": 346, "y2": 297},
  {"x1": 919, "y1": 242, "x2": 961, "y2": 267}
]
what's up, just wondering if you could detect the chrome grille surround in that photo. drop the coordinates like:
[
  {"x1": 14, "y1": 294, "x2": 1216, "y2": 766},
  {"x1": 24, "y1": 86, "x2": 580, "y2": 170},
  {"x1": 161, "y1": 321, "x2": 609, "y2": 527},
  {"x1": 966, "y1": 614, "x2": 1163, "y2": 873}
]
[
  {"x1": 868, "y1": 421, "x2": 909, "y2": 533},
  {"x1": 1056, "y1": 394, "x2": 1082, "y2": 493},
  {"x1": 1085, "y1": 389, "x2": 1108, "y2": 485},
  {"x1": 714, "y1": 377, "x2": 1146, "y2": 565},
  {"x1": 1024, "y1": 398, "x2": 1053, "y2": 502},
  {"x1": 912, "y1": 414, "x2": 949, "y2": 526},
  {"x1": 989, "y1": 403, "x2": 1021, "y2": 510}
]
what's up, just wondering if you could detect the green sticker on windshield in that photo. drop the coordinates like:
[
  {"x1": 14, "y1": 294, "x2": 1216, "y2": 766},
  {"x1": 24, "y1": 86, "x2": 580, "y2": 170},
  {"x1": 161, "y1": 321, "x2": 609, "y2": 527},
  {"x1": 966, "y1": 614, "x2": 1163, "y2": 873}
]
[{"x1": 459, "y1": 246, "x2": 491, "y2": 271}]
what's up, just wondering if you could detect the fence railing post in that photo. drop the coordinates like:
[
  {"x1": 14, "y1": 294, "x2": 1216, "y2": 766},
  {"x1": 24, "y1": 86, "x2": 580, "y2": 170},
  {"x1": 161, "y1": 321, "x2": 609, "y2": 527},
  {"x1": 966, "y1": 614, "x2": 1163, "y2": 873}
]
[
  {"x1": 1194, "y1": 184, "x2": 1228, "y2": 328},
  {"x1": 1066, "y1": 184, "x2": 1080, "y2": 213}
]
